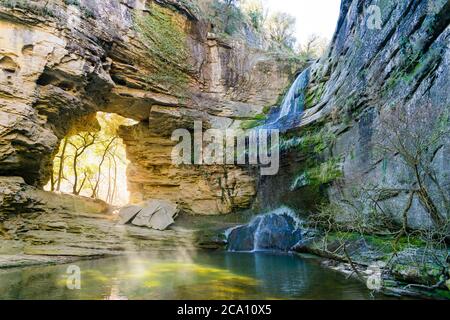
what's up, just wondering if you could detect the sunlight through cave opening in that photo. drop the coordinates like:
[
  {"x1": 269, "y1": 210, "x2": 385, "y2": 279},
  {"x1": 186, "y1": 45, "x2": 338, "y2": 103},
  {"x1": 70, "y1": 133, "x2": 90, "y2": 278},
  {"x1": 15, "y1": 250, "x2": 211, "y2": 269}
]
[{"x1": 45, "y1": 112, "x2": 138, "y2": 206}]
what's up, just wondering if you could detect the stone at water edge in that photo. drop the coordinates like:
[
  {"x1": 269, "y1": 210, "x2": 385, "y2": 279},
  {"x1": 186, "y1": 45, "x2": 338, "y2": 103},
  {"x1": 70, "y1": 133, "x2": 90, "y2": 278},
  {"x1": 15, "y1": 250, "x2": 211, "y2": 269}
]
[
  {"x1": 158, "y1": 203, "x2": 180, "y2": 229},
  {"x1": 148, "y1": 211, "x2": 175, "y2": 231},
  {"x1": 130, "y1": 200, "x2": 179, "y2": 230},
  {"x1": 255, "y1": 214, "x2": 302, "y2": 251},
  {"x1": 131, "y1": 201, "x2": 161, "y2": 227},
  {"x1": 227, "y1": 221, "x2": 261, "y2": 252},
  {"x1": 227, "y1": 213, "x2": 302, "y2": 252},
  {"x1": 118, "y1": 205, "x2": 143, "y2": 225}
]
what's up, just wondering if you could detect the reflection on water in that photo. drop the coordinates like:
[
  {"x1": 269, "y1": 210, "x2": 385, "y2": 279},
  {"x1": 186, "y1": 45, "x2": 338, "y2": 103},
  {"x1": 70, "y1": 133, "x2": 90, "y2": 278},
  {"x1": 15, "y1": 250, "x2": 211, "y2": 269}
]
[{"x1": 0, "y1": 251, "x2": 391, "y2": 300}]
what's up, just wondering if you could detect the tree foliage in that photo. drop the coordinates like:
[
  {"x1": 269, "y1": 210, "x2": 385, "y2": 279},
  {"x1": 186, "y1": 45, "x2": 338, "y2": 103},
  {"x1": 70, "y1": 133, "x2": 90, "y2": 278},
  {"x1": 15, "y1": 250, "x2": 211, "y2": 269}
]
[
  {"x1": 297, "y1": 34, "x2": 329, "y2": 60},
  {"x1": 265, "y1": 11, "x2": 297, "y2": 50},
  {"x1": 204, "y1": 0, "x2": 329, "y2": 56},
  {"x1": 241, "y1": 0, "x2": 266, "y2": 31}
]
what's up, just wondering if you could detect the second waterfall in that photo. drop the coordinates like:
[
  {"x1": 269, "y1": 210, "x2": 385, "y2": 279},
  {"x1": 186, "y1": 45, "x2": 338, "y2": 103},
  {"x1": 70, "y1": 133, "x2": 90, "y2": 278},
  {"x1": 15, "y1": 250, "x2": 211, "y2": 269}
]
[{"x1": 226, "y1": 207, "x2": 304, "y2": 252}]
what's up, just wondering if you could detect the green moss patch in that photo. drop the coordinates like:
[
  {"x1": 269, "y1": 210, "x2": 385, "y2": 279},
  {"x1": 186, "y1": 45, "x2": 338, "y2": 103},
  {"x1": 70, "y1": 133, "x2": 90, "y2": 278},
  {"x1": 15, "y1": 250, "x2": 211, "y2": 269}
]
[
  {"x1": 133, "y1": 3, "x2": 190, "y2": 96},
  {"x1": 305, "y1": 82, "x2": 325, "y2": 109},
  {"x1": 239, "y1": 113, "x2": 267, "y2": 130}
]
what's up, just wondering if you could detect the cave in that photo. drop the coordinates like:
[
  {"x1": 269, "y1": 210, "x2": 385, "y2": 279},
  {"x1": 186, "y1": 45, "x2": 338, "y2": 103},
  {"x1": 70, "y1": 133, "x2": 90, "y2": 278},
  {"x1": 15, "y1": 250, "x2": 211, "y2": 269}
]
[{"x1": 44, "y1": 112, "x2": 136, "y2": 206}]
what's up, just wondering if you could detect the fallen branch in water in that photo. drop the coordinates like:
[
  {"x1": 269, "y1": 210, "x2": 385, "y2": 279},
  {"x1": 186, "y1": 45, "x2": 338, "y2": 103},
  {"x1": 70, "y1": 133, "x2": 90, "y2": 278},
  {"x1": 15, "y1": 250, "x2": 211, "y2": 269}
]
[{"x1": 342, "y1": 242, "x2": 364, "y2": 282}]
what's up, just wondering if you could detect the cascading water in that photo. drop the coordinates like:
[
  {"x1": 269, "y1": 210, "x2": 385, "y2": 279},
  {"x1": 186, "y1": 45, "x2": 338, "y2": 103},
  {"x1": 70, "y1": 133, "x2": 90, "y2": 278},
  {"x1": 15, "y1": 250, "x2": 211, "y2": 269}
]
[
  {"x1": 226, "y1": 207, "x2": 304, "y2": 252},
  {"x1": 226, "y1": 69, "x2": 312, "y2": 253},
  {"x1": 262, "y1": 67, "x2": 311, "y2": 131}
]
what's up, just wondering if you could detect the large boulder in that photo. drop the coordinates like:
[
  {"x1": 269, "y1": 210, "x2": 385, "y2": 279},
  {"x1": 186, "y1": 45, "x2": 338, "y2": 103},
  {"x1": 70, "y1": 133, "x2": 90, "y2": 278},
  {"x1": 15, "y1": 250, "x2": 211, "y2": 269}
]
[
  {"x1": 131, "y1": 201, "x2": 164, "y2": 227},
  {"x1": 226, "y1": 223, "x2": 260, "y2": 252},
  {"x1": 119, "y1": 200, "x2": 179, "y2": 231},
  {"x1": 227, "y1": 211, "x2": 303, "y2": 252},
  {"x1": 253, "y1": 214, "x2": 303, "y2": 251},
  {"x1": 117, "y1": 205, "x2": 142, "y2": 225}
]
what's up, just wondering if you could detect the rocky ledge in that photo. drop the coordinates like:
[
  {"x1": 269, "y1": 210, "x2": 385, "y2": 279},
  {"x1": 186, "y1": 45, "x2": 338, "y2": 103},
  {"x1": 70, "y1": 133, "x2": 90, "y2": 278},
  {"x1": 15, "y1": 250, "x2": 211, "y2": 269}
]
[{"x1": 0, "y1": 177, "x2": 245, "y2": 268}]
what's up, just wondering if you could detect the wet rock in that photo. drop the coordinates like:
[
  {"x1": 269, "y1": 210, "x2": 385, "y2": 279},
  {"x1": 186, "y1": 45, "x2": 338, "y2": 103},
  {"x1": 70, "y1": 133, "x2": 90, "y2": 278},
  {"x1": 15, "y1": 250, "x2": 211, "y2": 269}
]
[
  {"x1": 294, "y1": 230, "x2": 450, "y2": 298},
  {"x1": 254, "y1": 214, "x2": 303, "y2": 251},
  {"x1": 390, "y1": 248, "x2": 447, "y2": 286},
  {"x1": 0, "y1": 254, "x2": 80, "y2": 269},
  {"x1": 227, "y1": 210, "x2": 302, "y2": 252},
  {"x1": 227, "y1": 223, "x2": 260, "y2": 252},
  {"x1": 194, "y1": 229, "x2": 227, "y2": 250}
]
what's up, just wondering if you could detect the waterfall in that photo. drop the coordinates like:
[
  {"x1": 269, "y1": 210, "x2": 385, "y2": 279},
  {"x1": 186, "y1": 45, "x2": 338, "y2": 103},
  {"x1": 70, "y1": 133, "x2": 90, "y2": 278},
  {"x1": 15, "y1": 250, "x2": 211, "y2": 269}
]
[
  {"x1": 252, "y1": 216, "x2": 264, "y2": 251},
  {"x1": 277, "y1": 68, "x2": 310, "y2": 120},
  {"x1": 263, "y1": 68, "x2": 311, "y2": 131},
  {"x1": 225, "y1": 69, "x2": 312, "y2": 253},
  {"x1": 226, "y1": 207, "x2": 304, "y2": 252}
]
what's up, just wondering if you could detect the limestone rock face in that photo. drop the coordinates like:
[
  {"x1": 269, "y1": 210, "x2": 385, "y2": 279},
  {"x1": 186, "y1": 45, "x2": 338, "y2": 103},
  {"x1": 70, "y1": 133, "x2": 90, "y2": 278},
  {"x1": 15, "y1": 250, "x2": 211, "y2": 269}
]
[
  {"x1": 119, "y1": 122, "x2": 257, "y2": 215},
  {"x1": 0, "y1": 0, "x2": 298, "y2": 215},
  {"x1": 293, "y1": 0, "x2": 450, "y2": 229},
  {"x1": 0, "y1": 200, "x2": 246, "y2": 268}
]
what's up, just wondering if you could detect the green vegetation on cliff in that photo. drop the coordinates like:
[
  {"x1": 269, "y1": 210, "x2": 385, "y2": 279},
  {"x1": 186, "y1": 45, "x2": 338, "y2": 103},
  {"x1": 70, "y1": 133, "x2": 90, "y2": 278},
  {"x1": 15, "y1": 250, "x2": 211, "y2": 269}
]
[
  {"x1": 239, "y1": 113, "x2": 267, "y2": 130},
  {"x1": 133, "y1": 3, "x2": 190, "y2": 95},
  {"x1": 289, "y1": 127, "x2": 342, "y2": 189}
]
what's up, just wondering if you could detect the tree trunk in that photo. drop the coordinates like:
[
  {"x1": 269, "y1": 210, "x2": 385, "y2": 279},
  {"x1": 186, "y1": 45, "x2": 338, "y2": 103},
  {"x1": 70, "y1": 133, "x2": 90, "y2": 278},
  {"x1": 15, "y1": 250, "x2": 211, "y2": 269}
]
[
  {"x1": 56, "y1": 137, "x2": 68, "y2": 192},
  {"x1": 77, "y1": 172, "x2": 88, "y2": 195},
  {"x1": 72, "y1": 153, "x2": 79, "y2": 195},
  {"x1": 111, "y1": 155, "x2": 118, "y2": 205},
  {"x1": 50, "y1": 170, "x2": 55, "y2": 192},
  {"x1": 414, "y1": 164, "x2": 442, "y2": 225},
  {"x1": 106, "y1": 157, "x2": 112, "y2": 204},
  {"x1": 92, "y1": 137, "x2": 117, "y2": 199},
  {"x1": 71, "y1": 134, "x2": 96, "y2": 196}
]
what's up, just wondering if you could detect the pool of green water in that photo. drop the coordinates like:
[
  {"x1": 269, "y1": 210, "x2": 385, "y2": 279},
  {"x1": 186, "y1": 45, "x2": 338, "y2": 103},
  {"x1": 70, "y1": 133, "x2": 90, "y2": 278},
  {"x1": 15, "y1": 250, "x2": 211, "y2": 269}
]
[{"x1": 0, "y1": 251, "x2": 394, "y2": 300}]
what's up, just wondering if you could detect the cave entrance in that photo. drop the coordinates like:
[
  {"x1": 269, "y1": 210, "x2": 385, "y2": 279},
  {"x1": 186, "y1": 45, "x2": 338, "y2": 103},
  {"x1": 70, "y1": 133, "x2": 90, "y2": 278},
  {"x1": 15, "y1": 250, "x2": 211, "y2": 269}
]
[{"x1": 44, "y1": 112, "x2": 138, "y2": 206}]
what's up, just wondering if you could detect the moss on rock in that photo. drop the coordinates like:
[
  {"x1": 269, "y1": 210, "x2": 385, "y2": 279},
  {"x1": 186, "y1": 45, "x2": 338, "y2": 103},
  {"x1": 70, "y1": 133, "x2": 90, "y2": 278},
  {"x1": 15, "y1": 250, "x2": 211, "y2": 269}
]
[{"x1": 133, "y1": 2, "x2": 190, "y2": 96}]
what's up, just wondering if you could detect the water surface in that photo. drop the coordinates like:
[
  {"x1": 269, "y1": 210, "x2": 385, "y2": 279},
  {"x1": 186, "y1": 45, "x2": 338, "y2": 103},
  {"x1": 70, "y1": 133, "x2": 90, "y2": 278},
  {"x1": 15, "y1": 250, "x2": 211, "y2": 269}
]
[{"x1": 0, "y1": 251, "x2": 391, "y2": 300}]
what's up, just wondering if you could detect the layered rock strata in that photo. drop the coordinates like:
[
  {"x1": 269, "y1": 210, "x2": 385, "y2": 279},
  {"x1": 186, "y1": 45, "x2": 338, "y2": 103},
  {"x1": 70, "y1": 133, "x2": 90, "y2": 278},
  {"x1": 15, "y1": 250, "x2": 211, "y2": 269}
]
[{"x1": 0, "y1": 0, "x2": 298, "y2": 215}]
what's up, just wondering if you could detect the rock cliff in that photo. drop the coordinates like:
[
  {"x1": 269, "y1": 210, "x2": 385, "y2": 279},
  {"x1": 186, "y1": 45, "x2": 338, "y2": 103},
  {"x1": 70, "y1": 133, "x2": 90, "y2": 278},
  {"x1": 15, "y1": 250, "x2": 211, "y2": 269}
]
[
  {"x1": 265, "y1": 0, "x2": 450, "y2": 231},
  {"x1": 0, "y1": 0, "x2": 298, "y2": 215}
]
